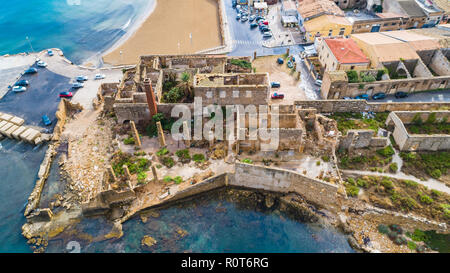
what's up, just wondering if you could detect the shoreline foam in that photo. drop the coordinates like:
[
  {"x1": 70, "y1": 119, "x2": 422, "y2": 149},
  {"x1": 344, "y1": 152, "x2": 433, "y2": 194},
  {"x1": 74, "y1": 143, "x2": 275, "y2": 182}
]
[{"x1": 84, "y1": 0, "x2": 158, "y2": 67}]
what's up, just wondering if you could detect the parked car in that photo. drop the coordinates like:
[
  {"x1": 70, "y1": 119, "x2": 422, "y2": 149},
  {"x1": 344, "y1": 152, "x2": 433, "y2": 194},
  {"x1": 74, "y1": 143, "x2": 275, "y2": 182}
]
[
  {"x1": 47, "y1": 49, "x2": 54, "y2": 56},
  {"x1": 72, "y1": 82, "x2": 84, "y2": 89},
  {"x1": 249, "y1": 15, "x2": 256, "y2": 22},
  {"x1": 271, "y1": 82, "x2": 281, "y2": 88},
  {"x1": 277, "y1": 58, "x2": 284, "y2": 64},
  {"x1": 15, "y1": 80, "x2": 29, "y2": 86},
  {"x1": 94, "y1": 74, "x2": 106, "y2": 80},
  {"x1": 261, "y1": 21, "x2": 269, "y2": 25},
  {"x1": 59, "y1": 91, "x2": 73, "y2": 98},
  {"x1": 12, "y1": 86, "x2": 26, "y2": 92},
  {"x1": 24, "y1": 68, "x2": 38, "y2": 74},
  {"x1": 36, "y1": 61, "x2": 47, "y2": 67},
  {"x1": 236, "y1": 14, "x2": 241, "y2": 20},
  {"x1": 287, "y1": 61, "x2": 293, "y2": 68},
  {"x1": 343, "y1": 97, "x2": 352, "y2": 100},
  {"x1": 42, "y1": 115, "x2": 52, "y2": 126},
  {"x1": 76, "y1": 75, "x2": 88, "y2": 82},
  {"x1": 271, "y1": 93, "x2": 284, "y2": 99},
  {"x1": 250, "y1": 22, "x2": 258, "y2": 29},
  {"x1": 395, "y1": 91, "x2": 408, "y2": 99},
  {"x1": 262, "y1": 32, "x2": 272, "y2": 38},
  {"x1": 241, "y1": 16, "x2": 248, "y2": 22},
  {"x1": 261, "y1": 27, "x2": 271, "y2": 33},
  {"x1": 232, "y1": 0, "x2": 237, "y2": 8},
  {"x1": 372, "y1": 92, "x2": 386, "y2": 100},
  {"x1": 315, "y1": 79, "x2": 322, "y2": 86},
  {"x1": 354, "y1": 94, "x2": 369, "y2": 100},
  {"x1": 255, "y1": 16, "x2": 264, "y2": 21}
]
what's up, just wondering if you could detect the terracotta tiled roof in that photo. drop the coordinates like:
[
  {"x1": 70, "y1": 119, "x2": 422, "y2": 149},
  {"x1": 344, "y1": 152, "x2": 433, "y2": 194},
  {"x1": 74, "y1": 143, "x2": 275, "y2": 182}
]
[{"x1": 324, "y1": 38, "x2": 370, "y2": 64}]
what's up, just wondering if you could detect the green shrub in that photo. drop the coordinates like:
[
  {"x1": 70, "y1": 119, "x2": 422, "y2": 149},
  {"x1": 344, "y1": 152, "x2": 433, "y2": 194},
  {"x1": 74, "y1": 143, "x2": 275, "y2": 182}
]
[
  {"x1": 346, "y1": 185, "x2": 360, "y2": 197},
  {"x1": 389, "y1": 163, "x2": 398, "y2": 172},
  {"x1": 418, "y1": 192, "x2": 434, "y2": 205},
  {"x1": 242, "y1": 158, "x2": 253, "y2": 164},
  {"x1": 346, "y1": 70, "x2": 359, "y2": 83},
  {"x1": 346, "y1": 177, "x2": 356, "y2": 186},
  {"x1": 123, "y1": 136, "x2": 135, "y2": 145},
  {"x1": 431, "y1": 189, "x2": 442, "y2": 197},
  {"x1": 163, "y1": 176, "x2": 173, "y2": 183},
  {"x1": 378, "y1": 224, "x2": 389, "y2": 234},
  {"x1": 321, "y1": 155, "x2": 330, "y2": 162},
  {"x1": 161, "y1": 156, "x2": 175, "y2": 168},
  {"x1": 407, "y1": 229, "x2": 429, "y2": 242},
  {"x1": 230, "y1": 59, "x2": 252, "y2": 69},
  {"x1": 175, "y1": 149, "x2": 191, "y2": 163},
  {"x1": 377, "y1": 145, "x2": 395, "y2": 158},
  {"x1": 156, "y1": 147, "x2": 169, "y2": 157},
  {"x1": 381, "y1": 177, "x2": 394, "y2": 189},
  {"x1": 357, "y1": 178, "x2": 368, "y2": 188},
  {"x1": 192, "y1": 153, "x2": 206, "y2": 163},
  {"x1": 430, "y1": 169, "x2": 442, "y2": 179},
  {"x1": 316, "y1": 160, "x2": 321, "y2": 166},
  {"x1": 173, "y1": 176, "x2": 183, "y2": 184},
  {"x1": 163, "y1": 86, "x2": 185, "y2": 103},
  {"x1": 137, "y1": 172, "x2": 147, "y2": 184},
  {"x1": 401, "y1": 196, "x2": 418, "y2": 210},
  {"x1": 407, "y1": 241, "x2": 417, "y2": 250},
  {"x1": 402, "y1": 180, "x2": 418, "y2": 188}
]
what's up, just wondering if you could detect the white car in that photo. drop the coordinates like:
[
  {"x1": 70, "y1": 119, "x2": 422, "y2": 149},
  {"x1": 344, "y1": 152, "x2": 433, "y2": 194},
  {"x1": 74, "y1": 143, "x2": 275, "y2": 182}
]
[
  {"x1": 36, "y1": 61, "x2": 47, "y2": 67},
  {"x1": 94, "y1": 74, "x2": 106, "y2": 80},
  {"x1": 315, "y1": 79, "x2": 322, "y2": 86}
]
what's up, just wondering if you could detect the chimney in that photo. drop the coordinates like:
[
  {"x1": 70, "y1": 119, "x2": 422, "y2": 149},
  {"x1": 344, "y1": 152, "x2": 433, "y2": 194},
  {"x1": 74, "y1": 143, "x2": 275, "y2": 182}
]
[{"x1": 143, "y1": 78, "x2": 158, "y2": 118}]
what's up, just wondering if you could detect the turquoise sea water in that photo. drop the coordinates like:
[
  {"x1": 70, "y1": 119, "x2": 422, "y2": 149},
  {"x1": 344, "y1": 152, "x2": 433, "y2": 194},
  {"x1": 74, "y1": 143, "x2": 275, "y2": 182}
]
[
  {"x1": 46, "y1": 189, "x2": 355, "y2": 253},
  {"x1": 0, "y1": 0, "x2": 153, "y2": 64}
]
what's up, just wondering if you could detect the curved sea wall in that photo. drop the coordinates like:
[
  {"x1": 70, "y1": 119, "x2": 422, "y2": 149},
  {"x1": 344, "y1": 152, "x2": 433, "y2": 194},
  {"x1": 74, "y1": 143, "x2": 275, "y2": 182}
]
[{"x1": 231, "y1": 163, "x2": 338, "y2": 207}]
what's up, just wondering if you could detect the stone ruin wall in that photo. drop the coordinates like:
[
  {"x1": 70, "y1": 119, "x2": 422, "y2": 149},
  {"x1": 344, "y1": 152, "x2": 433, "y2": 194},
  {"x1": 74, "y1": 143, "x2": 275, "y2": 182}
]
[{"x1": 386, "y1": 111, "x2": 450, "y2": 151}]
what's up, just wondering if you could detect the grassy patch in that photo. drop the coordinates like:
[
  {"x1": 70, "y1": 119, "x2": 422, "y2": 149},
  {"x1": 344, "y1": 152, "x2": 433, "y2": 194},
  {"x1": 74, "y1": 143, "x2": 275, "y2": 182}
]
[
  {"x1": 192, "y1": 153, "x2": 206, "y2": 163},
  {"x1": 329, "y1": 112, "x2": 388, "y2": 134},
  {"x1": 400, "y1": 151, "x2": 450, "y2": 181}
]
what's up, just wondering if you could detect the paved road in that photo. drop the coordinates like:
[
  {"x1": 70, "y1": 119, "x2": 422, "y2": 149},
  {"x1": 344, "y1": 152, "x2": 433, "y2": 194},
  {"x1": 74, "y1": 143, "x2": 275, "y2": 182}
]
[
  {"x1": 225, "y1": 2, "x2": 320, "y2": 99},
  {"x1": 225, "y1": 1, "x2": 302, "y2": 57},
  {"x1": 370, "y1": 90, "x2": 450, "y2": 103}
]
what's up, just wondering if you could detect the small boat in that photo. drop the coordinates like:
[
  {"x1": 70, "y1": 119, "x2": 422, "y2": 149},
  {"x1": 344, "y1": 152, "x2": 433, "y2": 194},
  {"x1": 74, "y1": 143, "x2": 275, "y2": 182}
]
[
  {"x1": 12, "y1": 86, "x2": 26, "y2": 92},
  {"x1": 42, "y1": 115, "x2": 52, "y2": 126}
]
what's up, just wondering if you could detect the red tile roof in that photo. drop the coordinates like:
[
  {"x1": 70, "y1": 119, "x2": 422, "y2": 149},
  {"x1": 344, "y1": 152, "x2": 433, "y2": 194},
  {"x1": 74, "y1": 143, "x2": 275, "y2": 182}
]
[{"x1": 324, "y1": 38, "x2": 370, "y2": 64}]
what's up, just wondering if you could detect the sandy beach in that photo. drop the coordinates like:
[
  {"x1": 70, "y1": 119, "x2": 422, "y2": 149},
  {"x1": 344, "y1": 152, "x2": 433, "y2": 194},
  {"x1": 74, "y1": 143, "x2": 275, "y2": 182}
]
[{"x1": 103, "y1": 0, "x2": 222, "y2": 65}]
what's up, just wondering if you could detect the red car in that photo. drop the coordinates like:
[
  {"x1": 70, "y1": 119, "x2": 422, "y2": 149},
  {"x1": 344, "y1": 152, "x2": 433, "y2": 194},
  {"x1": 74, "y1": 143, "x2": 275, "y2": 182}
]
[
  {"x1": 262, "y1": 21, "x2": 269, "y2": 25},
  {"x1": 271, "y1": 93, "x2": 284, "y2": 99},
  {"x1": 59, "y1": 91, "x2": 73, "y2": 98}
]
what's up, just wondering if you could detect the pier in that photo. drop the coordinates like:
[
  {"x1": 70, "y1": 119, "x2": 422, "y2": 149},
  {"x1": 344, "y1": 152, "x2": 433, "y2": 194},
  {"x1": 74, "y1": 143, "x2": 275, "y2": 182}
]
[{"x1": 0, "y1": 112, "x2": 45, "y2": 145}]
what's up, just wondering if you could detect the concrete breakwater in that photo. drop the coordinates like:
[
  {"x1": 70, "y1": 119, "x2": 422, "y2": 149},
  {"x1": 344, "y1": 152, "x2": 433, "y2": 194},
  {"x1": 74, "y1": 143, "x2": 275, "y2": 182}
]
[{"x1": 0, "y1": 112, "x2": 45, "y2": 144}]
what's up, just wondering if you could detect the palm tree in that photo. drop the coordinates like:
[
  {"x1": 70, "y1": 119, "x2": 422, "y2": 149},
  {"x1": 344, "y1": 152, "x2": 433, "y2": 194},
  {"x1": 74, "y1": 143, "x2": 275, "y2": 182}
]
[{"x1": 178, "y1": 72, "x2": 193, "y2": 99}]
